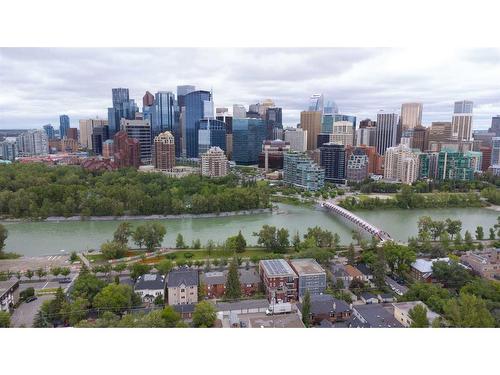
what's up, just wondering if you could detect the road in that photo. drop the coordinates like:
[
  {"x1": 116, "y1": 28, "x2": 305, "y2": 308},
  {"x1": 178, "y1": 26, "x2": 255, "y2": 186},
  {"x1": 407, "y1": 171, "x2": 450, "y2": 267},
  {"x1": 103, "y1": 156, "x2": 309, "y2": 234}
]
[{"x1": 11, "y1": 294, "x2": 55, "y2": 327}]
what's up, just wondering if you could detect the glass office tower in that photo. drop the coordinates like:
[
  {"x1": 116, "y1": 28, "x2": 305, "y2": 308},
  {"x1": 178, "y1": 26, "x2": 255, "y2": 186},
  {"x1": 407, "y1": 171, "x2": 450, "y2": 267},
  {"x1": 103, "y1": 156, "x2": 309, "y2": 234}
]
[
  {"x1": 59, "y1": 115, "x2": 70, "y2": 138},
  {"x1": 198, "y1": 119, "x2": 227, "y2": 155},
  {"x1": 232, "y1": 118, "x2": 267, "y2": 165},
  {"x1": 184, "y1": 90, "x2": 212, "y2": 158}
]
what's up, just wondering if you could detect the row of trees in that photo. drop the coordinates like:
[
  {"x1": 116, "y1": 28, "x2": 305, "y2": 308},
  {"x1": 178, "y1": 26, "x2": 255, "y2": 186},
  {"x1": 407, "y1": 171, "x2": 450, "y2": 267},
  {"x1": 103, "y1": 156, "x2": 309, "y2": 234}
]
[{"x1": 0, "y1": 164, "x2": 270, "y2": 218}]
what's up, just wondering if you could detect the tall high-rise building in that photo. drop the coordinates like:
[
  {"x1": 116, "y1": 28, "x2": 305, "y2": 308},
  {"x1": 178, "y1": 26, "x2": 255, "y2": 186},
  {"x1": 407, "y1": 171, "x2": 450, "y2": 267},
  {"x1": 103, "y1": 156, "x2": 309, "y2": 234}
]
[
  {"x1": 324, "y1": 100, "x2": 339, "y2": 115},
  {"x1": 198, "y1": 119, "x2": 227, "y2": 155},
  {"x1": 43, "y1": 124, "x2": 55, "y2": 140},
  {"x1": 102, "y1": 140, "x2": 114, "y2": 159},
  {"x1": 143, "y1": 91, "x2": 154, "y2": 107},
  {"x1": 0, "y1": 138, "x2": 17, "y2": 161},
  {"x1": 489, "y1": 116, "x2": 500, "y2": 137},
  {"x1": 331, "y1": 121, "x2": 354, "y2": 147},
  {"x1": 153, "y1": 131, "x2": 176, "y2": 172},
  {"x1": 384, "y1": 144, "x2": 420, "y2": 184},
  {"x1": 492, "y1": 137, "x2": 500, "y2": 166},
  {"x1": 176, "y1": 85, "x2": 196, "y2": 107},
  {"x1": 320, "y1": 143, "x2": 346, "y2": 184},
  {"x1": 258, "y1": 140, "x2": 291, "y2": 171},
  {"x1": 113, "y1": 131, "x2": 140, "y2": 169},
  {"x1": 452, "y1": 100, "x2": 473, "y2": 141},
  {"x1": 436, "y1": 150, "x2": 475, "y2": 181},
  {"x1": 375, "y1": 112, "x2": 399, "y2": 155},
  {"x1": 67, "y1": 128, "x2": 78, "y2": 141},
  {"x1": 285, "y1": 128, "x2": 307, "y2": 152},
  {"x1": 400, "y1": 103, "x2": 423, "y2": 131},
  {"x1": 356, "y1": 126, "x2": 376, "y2": 147},
  {"x1": 79, "y1": 118, "x2": 108, "y2": 149},
  {"x1": 428, "y1": 121, "x2": 453, "y2": 143},
  {"x1": 184, "y1": 90, "x2": 212, "y2": 158},
  {"x1": 91, "y1": 126, "x2": 109, "y2": 155},
  {"x1": 232, "y1": 118, "x2": 267, "y2": 165},
  {"x1": 265, "y1": 107, "x2": 282, "y2": 140},
  {"x1": 59, "y1": 115, "x2": 70, "y2": 139},
  {"x1": 16, "y1": 130, "x2": 48, "y2": 156},
  {"x1": 411, "y1": 125, "x2": 429, "y2": 151},
  {"x1": 120, "y1": 119, "x2": 152, "y2": 163},
  {"x1": 345, "y1": 145, "x2": 381, "y2": 176},
  {"x1": 300, "y1": 111, "x2": 322, "y2": 150},
  {"x1": 308, "y1": 94, "x2": 324, "y2": 113},
  {"x1": 283, "y1": 152, "x2": 325, "y2": 191},
  {"x1": 232, "y1": 104, "x2": 247, "y2": 119},
  {"x1": 201, "y1": 146, "x2": 229, "y2": 177},
  {"x1": 359, "y1": 119, "x2": 376, "y2": 128},
  {"x1": 345, "y1": 147, "x2": 370, "y2": 182},
  {"x1": 108, "y1": 88, "x2": 138, "y2": 137},
  {"x1": 152, "y1": 91, "x2": 176, "y2": 139}
]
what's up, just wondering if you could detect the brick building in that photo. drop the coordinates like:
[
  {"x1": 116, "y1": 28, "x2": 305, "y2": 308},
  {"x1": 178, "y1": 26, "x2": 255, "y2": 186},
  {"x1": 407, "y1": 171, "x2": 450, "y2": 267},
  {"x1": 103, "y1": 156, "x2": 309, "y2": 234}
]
[{"x1": 259, "y1": 259, "x2": 298, "y2": 303}]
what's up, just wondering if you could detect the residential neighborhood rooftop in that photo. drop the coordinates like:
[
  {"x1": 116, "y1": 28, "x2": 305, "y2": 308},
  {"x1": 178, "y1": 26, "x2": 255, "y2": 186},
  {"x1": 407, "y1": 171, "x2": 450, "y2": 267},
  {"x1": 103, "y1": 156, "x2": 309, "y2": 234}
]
[
  {"x1": 200, "y1": 271, "x2": 227, "y2": 285},
  {"x1": 260, "y1": 259, "x2": 297, "y2": 277},
  {"x1": 350, "y1": 304, "x2": 403, "y2": 328},
  {"x1": 411, "y1": 258, "x2": 450, "y2": 273},
  {"x1": 392, "y1": 301, "x2": 441, "y2": 323},
  {"x1": 289, "y1": 258, "x2": 325, "y2": 275},
  {"x1": 344, "y1": 264, "x2": 363, "y2": 278},
  {"x1": 238, "y1": 268, "x2": 260, "y2": 284},
  {"x1": 167, "y1": 267, "x2": 199, "y2": 287},
  {"x1": 297, "y1": 294, "x2": 351, "y2": 315},
  {"x1": 134, "y1": 273, "x2": 166, "y2": 291}
]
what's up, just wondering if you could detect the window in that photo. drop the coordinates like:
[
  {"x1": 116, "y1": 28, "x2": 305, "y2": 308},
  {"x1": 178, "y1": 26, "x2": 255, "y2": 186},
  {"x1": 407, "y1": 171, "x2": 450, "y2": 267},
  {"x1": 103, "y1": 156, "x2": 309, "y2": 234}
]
[{"x1": 181, "y1": 289, "x2": 185, "y2": 292}]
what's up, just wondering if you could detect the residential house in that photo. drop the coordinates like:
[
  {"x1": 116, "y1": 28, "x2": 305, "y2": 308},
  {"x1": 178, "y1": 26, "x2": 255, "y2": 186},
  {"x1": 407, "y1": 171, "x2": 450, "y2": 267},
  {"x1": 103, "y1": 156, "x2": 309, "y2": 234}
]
[
  {"x1": 410, "y1": 258, "x2": 450, "y2": 283},
  {"x1": 347, "y1": 304, "x2": 404, "y2": 328},
  {"x1": 460, "y1": 249, "x2": 500, "y2": 280},
  {"x1": 331, "y1": 264, "x2": 350, "y2": 289},
  {"x1": 200, "y1": 271, "x2": 227, "y2": 299},
  {"x1": 259, "y1": 259, "x2": 298, "y2": 303},
  {"x1": 166, "y1": 267, "x2": 199, "y2": 306},
  {"x1": 297, "y1": 294, "x2": 352, "y2": 325},
  {"x1": 0, "y1": 279, "x2": 19, "y2": 312},
  {"x1": 378, "y1": 293, "x2": 396, "y2": 303},
  {"x1": 134, "y1": 273, "x2": 166, "y2": 304},
  {"x1": 392, "y1": 301, "x2": 441, "y2": 327},
  {"x1": 344, "y1": 265, "x2": 364, "y2": 282},
  {"x1": 239, "y1": 268, "x2": 261, "y2": 297},
  {"x1": 173, "y1": 303, "x2": 196, "y2": 319},
  {"x1": 360, "y1": 292, "x2": 379, "y2": 304},
  {"x1": 289, "y1": 258, "x2": 327, "y2": 298},
  {"x1": 355, "y1": 264, "x2": 374, "y2": 282}
]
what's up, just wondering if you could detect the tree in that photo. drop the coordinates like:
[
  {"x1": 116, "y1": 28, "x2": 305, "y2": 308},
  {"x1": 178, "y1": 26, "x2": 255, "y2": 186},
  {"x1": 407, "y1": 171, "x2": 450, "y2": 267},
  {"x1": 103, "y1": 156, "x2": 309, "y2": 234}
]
[
  {"x1": 113, "y1": 222, "x2": 132, "y2": 245},
  {"x1": 154, "y1": 294, "x2": 164, "y2": 306},
  {"x1": 464, "y1": 230, "x2": 474, "y2": 250},
  {"x1": 128, "y1": 263, "x2": 151, "y2": 281},
  {"x1": 301, "y1": 290, "x2": 311, "y2": 327},
  {"x1": 69, "y1": 251, "x2": 79, "y2": 263},
  {"x1": 383, "y1": 241, "x2": 416, "y2": 278},
  {"x1": 346, "y1": 243, "x2": 355, "y2": 265},
  {"x1": 0, "y1": 311, "x2": 10, "y2": 328},
  {"x1": 432, "y1": 261, "x2": 472, "y2": 290},
  {"x1": 176, "y1": 233, "x2": 186, "y2": 249},
  {"x1": 489, "y1": 228, "x2": 495, "y2": 240},
  {"x1": 61, "y1": 297, "x2": 89, "y2": 326},
  {"x1": 161, "y1": 306, "x2": 182, "y2": 327},
  {"x1": 206, "y1": 239, "x2": 215, "y2": 255},
  {"x1": 475, "y1": 226, "x2": 484, "y2": 241},
  {"x1": 292, "y1": 231, "x2": 301, "y2": 252},
  {"x1": 113, "y1": 263, "x2": 127, "y2": 275},
  {"x1": 60, "y1": 267, "x2": 71, "y2": 277},
  {"x1": 25, "y1": 269, "x2": 34, "y2": 280},
  {"x1": 33, "y1": 308, "x2": 50, "y2": 328},
  {"x1": 454, "y1": 232, "x2": 463, "y2": 248},
  {"x1": 349, "y1": 279, "x2": 366, "y2": 295},
  {"x1": 445, "y1": 219, "x2": 462, "y2": 240},
  {"x1": 234, "y1": 231, "x2": 247, "y2": 252},
  {"x1": 408, "y1": 304, "x2": 429, "y2": 328},
  {"x1": 372, "y1": 246, "x2": 386, "y2": 289},
  {"x1": 50, "y1": 267, "x2": 62, "y2": 278},
  {"x1": 225, "y1": 257, "x2": 242, "y2": 300},
  {"x1": 93, "y1": 284, "x2": 136, "y2": 315},
  {"x1": 36, "y1": 268, "x2": 47, "y2": 280},
  {"x1": 333, "y1": 233, "x2": 341, "y2": 251},
  {"x1": 0, "y1": 224, "x2": 7, "y2": 257},
  {"x1": 253, "y1": 225, "x2": 278, "y2": 251},
  {"x1": 101, "y1": 240, "x2": 127, "y2": 260},
  {"x1": 133, "y1": 225, "x2": 147, "y2": 249},
  {"x1": 192, "y1": 301, "x2": 217, "y2": 327},
  {"x1": 157, "y1": 259, "x2": 173, "y2": 275},
  {"x1": 401, "y1": 282, "x2": 452, "y2": 314},
  {"x1": 276, "y1": 228, "x2": 290, "y2": 252},
  {"x1": 71, "y1": 271, "x2": 106, "y2": 303},
  {"x1": 443, "y1": 293, "x2": 495, "y2": 328},
  {"x1": 192, "y1": 239, "x2": 201, "y2": 249}
]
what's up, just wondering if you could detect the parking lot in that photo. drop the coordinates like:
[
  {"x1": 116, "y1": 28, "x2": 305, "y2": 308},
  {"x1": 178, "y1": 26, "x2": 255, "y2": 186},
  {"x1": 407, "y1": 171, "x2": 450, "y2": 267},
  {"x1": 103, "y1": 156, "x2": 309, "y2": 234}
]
[
  {"x1": 221, "y1": 311, "x2": 305, "y2": 328},
  {"x1": 11, "y1": 294, "x2": 55, "y2": 327}
]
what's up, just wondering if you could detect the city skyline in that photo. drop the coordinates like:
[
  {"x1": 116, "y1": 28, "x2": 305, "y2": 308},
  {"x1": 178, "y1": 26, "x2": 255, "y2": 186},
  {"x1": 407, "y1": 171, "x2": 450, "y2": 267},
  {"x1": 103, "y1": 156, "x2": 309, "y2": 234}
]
[{"x1": 1, "y1": 48, "x2": 500, "y2": 129}]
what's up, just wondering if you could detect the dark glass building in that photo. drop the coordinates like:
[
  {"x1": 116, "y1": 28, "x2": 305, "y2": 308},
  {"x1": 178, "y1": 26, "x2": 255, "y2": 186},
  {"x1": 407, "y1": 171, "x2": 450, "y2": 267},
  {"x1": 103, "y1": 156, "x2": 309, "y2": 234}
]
[
  {"x1": 153, "y1": 91, "x2": 176, "y2": 139},
  {"x1": 107, "y1": 88, "x2": 138, "y2": 137},
  {"x1": 184, "y1": 90, "x2": 212, "y2": 158},
  {"x1": 265, "y1": 107, "x2": 283, "y2": 140},
  {"x1": 316, "y1": 133, "x2": 331, "y2": 148},
  {"x1": 198, "y1": 119, "x2": 227, "y2": 155},
  {"x1": 232, "y1": 118, "x2": 267, "y2": 165},
  {"x1": 91, "y1": 126, "x2": 110, "y2": 155},
  {"x1": 320, "y1": 142, "x2": 346, "y2": 184},
  {"x1": 59, "y1": 115, "x2": 70, "y2": 139}
]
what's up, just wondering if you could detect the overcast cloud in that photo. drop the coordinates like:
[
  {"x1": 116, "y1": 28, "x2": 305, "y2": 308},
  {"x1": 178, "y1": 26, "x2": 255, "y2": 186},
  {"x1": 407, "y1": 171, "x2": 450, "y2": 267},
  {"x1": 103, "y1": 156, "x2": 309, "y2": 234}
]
[{"x1": 1, "y1": 48, "x2": 499, "y2": 130}]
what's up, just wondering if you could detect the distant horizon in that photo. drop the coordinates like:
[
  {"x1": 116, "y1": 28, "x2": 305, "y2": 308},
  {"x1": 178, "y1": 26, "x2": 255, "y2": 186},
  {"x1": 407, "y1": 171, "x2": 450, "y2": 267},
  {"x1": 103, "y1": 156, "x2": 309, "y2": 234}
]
[{"x1": 1, "y1": 48, "x2": 500, "y2": 130}]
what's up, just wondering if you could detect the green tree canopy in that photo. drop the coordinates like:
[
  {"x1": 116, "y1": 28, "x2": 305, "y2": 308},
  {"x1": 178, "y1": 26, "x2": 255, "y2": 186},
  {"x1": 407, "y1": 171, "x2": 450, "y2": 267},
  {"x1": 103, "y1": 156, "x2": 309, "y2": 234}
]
[
  {"x1": 408, "y1": 304, "x2": 429, "y2": 328},
  {"x1": 192, "y1": 301, "x2": 217, "y2": 327}
]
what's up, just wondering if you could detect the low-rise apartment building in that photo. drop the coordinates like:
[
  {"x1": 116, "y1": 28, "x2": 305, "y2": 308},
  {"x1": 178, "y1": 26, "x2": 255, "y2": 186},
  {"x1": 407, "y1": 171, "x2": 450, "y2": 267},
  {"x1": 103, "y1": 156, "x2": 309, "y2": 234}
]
[
  {"x1": 392, "y1": 301, "x2": 441, "y2": 327},
  {"x1": 460, "y1": 249, "x2": 499, "y2": 280},
  {"x1": 259, "y1": 259, "x2": 298, "y2": 303},
  {"x1": 289, "y1": 258, "x2": 326, "y2": 298},
  {"x1": 166, "y1": 267, "x2": 199, "y2": 306},
  {"x1": 134, "y1": 273, "x2": 166, "y2": 304},
  {"x1": 0, "y1": 279, "x2": 19, "y2": 312}
]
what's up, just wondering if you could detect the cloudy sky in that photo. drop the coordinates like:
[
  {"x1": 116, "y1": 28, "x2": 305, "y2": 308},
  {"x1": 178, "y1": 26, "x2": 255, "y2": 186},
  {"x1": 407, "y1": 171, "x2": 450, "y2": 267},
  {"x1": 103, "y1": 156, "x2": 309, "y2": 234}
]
[{"x1": 1, "y1": 48, "x2": 499, "y2": 130}]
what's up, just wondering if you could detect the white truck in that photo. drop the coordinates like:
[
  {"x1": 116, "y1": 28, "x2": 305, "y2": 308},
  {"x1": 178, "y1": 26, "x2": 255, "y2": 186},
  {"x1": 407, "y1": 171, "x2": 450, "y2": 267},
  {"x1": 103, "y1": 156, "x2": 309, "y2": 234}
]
[{"x1": 265, "y1": 302, "x2": 292, "y2": 315}]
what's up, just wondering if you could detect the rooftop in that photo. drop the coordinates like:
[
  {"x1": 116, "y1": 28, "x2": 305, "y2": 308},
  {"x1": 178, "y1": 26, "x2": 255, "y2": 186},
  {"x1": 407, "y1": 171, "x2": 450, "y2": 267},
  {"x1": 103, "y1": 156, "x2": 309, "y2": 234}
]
[
  {"x1": 392, "y1": 301, "x2": 441, "y2": 323},
  {"x1": 173, "y1": 303, "x2": 196, "y2": 314},
  {"x1": 297, "y1": 294, "x2": 351, "y2": 315},
  {"x1": 215, "y1": 299, "x2": 269, "y2": 313},
  {"x1": 247, "y1": 312, "x2": 305, "y2": 328},
  {"x1": 134, "y1": 273, "x2": 166, "y2": 291},
  {"x1": 411, "y1": 258, "x2": 449, "y2": 273},
  {"x1": 200, "y1": 271, "x2": 227, "y2": 285},
  {"x1": 167, "y1": 267, "x2": 199, "y2": 288},
  {"x1": 290, "y1": 258, "x2": 326, "y2": 276},
  {"x1": 351, "y1": 304, "x2": 403, "y2": 328},
  {"x1": 0, "y1": 279, "x2": 19, "y2": 298},
  {"x1": 344, "y1": 265, "x2": 363, "y2": 278},
  {"x1": 355, "y1": 264, "x2": 373, "y2": 276},
  {"x1": 238, "y1": 268, "x2": 261, "y2": 284},
  {"x1": 260, "y1": 259, "x2": 297, "y2": 278}
]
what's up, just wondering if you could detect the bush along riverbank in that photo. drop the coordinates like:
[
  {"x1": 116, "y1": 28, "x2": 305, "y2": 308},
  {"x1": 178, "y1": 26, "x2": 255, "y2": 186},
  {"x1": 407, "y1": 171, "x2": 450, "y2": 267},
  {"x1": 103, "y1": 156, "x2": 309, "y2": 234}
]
[{"x1": 338, "y1": 186, "x2": 486, "y2": 211}]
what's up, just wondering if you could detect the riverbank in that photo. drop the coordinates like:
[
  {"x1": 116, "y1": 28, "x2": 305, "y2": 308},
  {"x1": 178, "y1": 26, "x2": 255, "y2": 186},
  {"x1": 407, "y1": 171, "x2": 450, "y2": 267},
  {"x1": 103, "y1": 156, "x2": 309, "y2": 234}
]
[{"x1": 0, "y1": 207, "x2": 274, "y2": 223}]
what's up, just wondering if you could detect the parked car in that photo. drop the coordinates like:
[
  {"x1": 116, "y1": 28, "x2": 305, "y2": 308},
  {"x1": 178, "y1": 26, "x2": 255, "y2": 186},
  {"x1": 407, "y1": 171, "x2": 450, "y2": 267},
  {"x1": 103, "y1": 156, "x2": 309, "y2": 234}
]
[
  {"x1": 59, "y1": 277, "x2": 72, "y2": 284},
  {"x1": 25, "y1": 296, "x2": 38, "y2": 303}
]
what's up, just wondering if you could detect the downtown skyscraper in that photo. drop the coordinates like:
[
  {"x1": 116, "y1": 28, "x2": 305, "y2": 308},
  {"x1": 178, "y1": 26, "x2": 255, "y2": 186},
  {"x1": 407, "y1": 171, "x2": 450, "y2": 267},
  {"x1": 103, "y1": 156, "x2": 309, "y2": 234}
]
[
  {"x1": 452, "y1": 100, "x2": 473, "y2": 141},
  {"x1": 107, "y1": 88, "x2": 138, "y2": 137},
  {"x1": 375, "y1": 111, "x2": 399, "y2": 155},
  {"x1": 184, "y1": 90, "x2": 212, "y2": 158},
  {"x1": 59, "y1": 115, "x2": 70, "y2": 138}
]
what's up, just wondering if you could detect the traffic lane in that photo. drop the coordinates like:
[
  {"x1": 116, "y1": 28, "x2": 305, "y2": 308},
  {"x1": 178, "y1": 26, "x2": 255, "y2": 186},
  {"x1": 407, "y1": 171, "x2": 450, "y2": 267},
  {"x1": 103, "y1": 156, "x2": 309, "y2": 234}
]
[{"x1": 11, "y1": 294, "x2": 55, "y2": 327}]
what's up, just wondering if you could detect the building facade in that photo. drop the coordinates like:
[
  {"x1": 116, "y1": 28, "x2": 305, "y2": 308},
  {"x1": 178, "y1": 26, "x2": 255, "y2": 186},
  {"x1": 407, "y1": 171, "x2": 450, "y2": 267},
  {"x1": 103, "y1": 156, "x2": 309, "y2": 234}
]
[
  {"x1": 153, "y1": 131, "x2": 176, "y2": 171},
  {"x1": 289, "y1": 258, "x2": 327, "y2": 298},
  {"x1": 120, "y1": 119, "x2": 152, "y2": 163},
  {"x1": 300, "y1": 111, "x2": 322, "y2": 150},
  {"x1": 283, "y1": 152, "x2": 325, "y2": 191},
  {"x1": 320, "y1": 143, "x2": 346, "y2": 184},
  {"x1": 400, "y1": 103, "x2": 423, "y2": 131},
  {"x1": 59, "y1": 115, "x2": 70, "y2": 138},
  {"x1": 259, "y1": 259, "x2": 299, "y2": 303},
  {"x1": 201, "y1": 146, "x2": 229, "y2": 177},
  {"x1": 284, "y1": 128, "x2": 307, "y2": 152},
  {"x1": 232, "y1": 118, "x2": 266, "y2": 165},
  {"x1": 375, "y1": 112, "x2": 399, "y2": 155}
]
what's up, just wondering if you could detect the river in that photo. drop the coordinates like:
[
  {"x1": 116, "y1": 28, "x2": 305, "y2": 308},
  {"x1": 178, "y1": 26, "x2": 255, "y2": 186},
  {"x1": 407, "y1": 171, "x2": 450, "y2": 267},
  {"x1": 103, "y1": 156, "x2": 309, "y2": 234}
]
[{"x1": 2, "y1": 204, "x2": 498, "y2": 256}]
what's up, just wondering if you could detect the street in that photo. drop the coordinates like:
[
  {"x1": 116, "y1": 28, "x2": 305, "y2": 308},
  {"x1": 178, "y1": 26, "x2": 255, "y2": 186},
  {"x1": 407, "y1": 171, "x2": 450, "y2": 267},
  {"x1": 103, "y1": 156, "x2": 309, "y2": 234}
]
[{"x1": 11, "y1": 294, "x2": 55, "y2": 327}]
